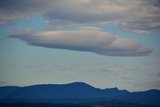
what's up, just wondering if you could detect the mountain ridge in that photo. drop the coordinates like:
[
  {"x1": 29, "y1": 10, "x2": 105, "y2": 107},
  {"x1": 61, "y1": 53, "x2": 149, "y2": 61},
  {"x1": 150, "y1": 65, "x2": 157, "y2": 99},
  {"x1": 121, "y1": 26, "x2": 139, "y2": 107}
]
[{"x1": 0, "y1": 82, "x2": 160, "y2": 105}]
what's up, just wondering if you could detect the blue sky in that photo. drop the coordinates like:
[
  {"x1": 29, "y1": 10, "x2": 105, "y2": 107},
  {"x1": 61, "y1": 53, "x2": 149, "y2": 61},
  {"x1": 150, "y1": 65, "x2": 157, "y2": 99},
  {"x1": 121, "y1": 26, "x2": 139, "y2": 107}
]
[{"x1": 0, "y1": 0, "x2": 160, "y2": 91}]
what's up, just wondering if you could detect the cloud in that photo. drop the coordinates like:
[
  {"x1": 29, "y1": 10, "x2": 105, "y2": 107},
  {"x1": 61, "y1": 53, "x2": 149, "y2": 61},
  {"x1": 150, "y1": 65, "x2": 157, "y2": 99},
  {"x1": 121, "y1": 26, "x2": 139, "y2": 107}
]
[
  {"x1": 9, "y1": 28, "x2": 152, "y2": 56},
  {"x1": 0, "y1": 0, "x2": 53, "y2": 25},
  {"x1": 45, "y1": 0, "x2": 160, "y2": 33},
  {"x1": 0, "y1": 0, "x2": 159, "y2": 33}
]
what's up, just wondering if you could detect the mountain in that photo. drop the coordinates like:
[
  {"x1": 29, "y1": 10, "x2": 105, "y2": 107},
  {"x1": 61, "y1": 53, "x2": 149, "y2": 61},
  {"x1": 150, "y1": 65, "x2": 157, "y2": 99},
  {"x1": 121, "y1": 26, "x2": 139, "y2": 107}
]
[
  {"x1": 0, "y1": 86, "x2": 19, "y2": 99},
  {"x1": 0, "y1": 82, "x2": 160, "y2": 106}
]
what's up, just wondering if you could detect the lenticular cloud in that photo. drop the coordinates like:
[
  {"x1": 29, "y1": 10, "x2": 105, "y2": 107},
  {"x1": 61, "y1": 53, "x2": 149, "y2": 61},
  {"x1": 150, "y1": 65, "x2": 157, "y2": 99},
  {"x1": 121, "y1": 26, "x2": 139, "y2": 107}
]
[{"x1": 9, "y1": 28, "x2": 152, "y2": 56}]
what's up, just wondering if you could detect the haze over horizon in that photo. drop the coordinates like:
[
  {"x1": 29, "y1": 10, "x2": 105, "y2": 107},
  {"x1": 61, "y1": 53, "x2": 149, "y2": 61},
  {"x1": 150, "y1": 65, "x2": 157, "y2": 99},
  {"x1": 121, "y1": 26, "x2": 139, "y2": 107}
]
[{"x1": 0, "y1": 0, "x2": 160, "y2": 92}]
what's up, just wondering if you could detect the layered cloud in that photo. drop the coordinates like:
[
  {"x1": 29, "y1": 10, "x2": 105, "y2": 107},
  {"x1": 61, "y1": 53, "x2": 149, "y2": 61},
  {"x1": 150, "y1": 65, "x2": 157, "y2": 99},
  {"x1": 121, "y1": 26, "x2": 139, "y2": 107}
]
[
  {"x1": 0, "y1": 0, "x2": 160, "y2": 33},
  {"x1": 9, "y1": 28, "x2": 152, "y2": 56},
  {"x1": 46, "y1": 0, "x2": 160, "y2": 33}
]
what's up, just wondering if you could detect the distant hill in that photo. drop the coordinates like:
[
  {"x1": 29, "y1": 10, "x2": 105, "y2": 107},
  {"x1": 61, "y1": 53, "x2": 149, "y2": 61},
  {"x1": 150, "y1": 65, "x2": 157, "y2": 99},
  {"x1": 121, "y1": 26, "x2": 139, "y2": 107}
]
[{"x1": 0, "y1": 82, "x2": 160, "y2": 106}]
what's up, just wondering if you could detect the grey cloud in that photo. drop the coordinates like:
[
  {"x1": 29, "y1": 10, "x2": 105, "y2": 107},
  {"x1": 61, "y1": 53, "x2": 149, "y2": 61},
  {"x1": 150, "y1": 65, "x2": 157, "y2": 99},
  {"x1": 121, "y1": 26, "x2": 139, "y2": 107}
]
[
  {"x1": 45, "y1": 0, "x2": 160, "y2": 33},
  {"x1": 0, "y1": 0, "x2": 53, "y2": 25},
  {"x1": 0, "y1": 0, "x2": 159, "y2": 33},
  {"x1": 9, "y1": 28, "x2": 152, "y2": 56}
]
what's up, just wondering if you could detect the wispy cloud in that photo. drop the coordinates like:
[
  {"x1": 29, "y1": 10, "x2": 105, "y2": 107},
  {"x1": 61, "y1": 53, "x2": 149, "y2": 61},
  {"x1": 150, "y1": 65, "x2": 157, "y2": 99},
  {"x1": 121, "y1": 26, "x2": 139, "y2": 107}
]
[
  {"x1": 0, "y1": 81, "x2": 9, "y2": 86},
  {"x1": 9, "y1": 28, "x2": 152, "y2": 56}
]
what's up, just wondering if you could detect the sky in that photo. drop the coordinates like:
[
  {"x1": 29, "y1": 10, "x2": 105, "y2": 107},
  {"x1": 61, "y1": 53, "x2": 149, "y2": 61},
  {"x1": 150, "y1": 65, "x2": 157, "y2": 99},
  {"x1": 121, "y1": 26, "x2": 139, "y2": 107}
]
[{"x1": 0, "y1": 0, "x2": 160, "y2": 91}]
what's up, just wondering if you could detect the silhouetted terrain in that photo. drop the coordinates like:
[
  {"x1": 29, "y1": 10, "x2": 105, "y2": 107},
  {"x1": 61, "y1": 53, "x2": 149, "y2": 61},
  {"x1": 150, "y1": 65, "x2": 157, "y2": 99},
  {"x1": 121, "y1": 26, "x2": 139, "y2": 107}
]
[
  {"x1": 0, "y1": 82, "x2": 160, "y2": 106},
  {"x1": 0, "y1": 101, "x2": 159, "y2": 107}
]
